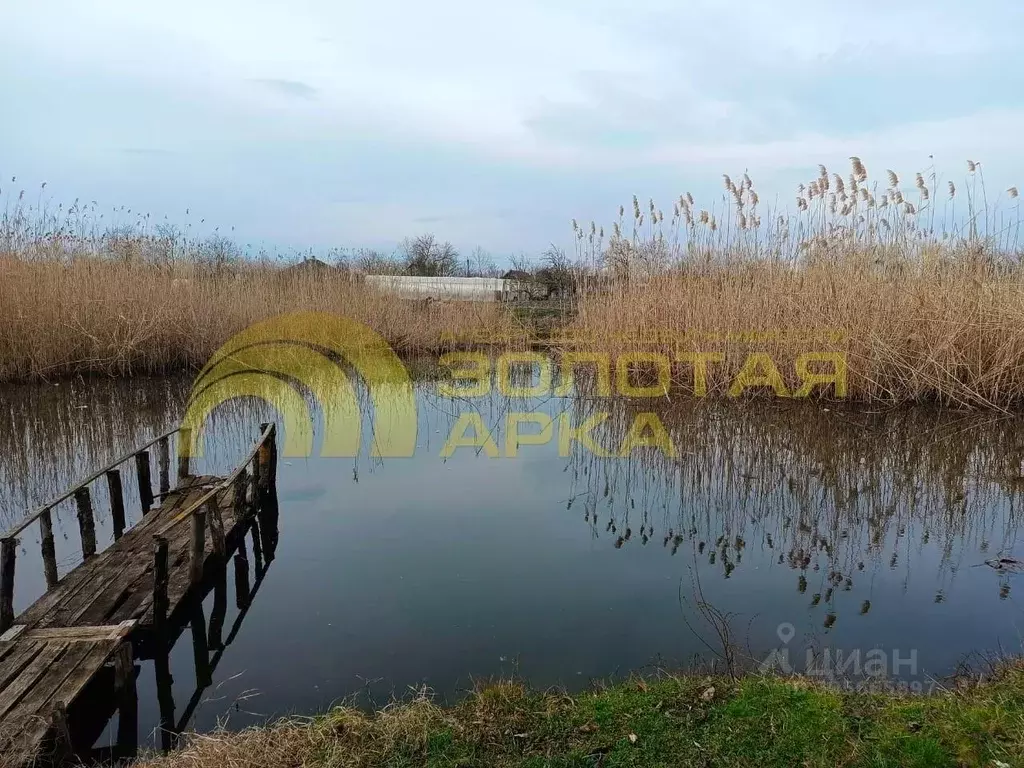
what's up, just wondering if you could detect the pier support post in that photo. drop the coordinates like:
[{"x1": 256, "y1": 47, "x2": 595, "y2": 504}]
[
  {"x1": 47, "y1": 701, "x2": 73, "y2": 764},
  {"x1": 157, "y1": 436, "x2": 170, "y2": 496},
  {"x1": 233, "y1": 537, "x2": 251, "y2": 610},
  {"x1": 39, "y1": 508, "x2": 58, "y2": 589},
  {"x1": 114, "y1": 641, "x2": 138, "y2": 758},
  {"x1": 106, "y1": 470, "x2": 126, "y2": 541},
  {"x1": 207, "y1": 497, "x2": 226, "y2": 557},
  {"x1": 190, "y1": 506, "x2": 207, "y2": 586},
  {"x1": 190, "y1": 602, "x2": 212, "y2": 688},
  {"x1": 209, "y1": 570, "x2": 227, "y2": 650},
  {"x1": 0, "y1": 537, "x2": 15, "y2": 635},
  {"x1": 74, "y1": 487, "x2": 97, "y2": 560},
  {"x1": 152, "y1": 537, "x2": 169, "y2": 638},
  {"x1": 135, "y1": 451, "x2": 153, "y2": 514},
  {"x1": 177, "y1": 428, "x2": 192, "y2": 482}
]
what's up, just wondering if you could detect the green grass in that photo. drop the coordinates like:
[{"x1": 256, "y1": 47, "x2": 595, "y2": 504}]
[{"x1": 136, "y1": 667, "x2": 1024, "y2": 768}]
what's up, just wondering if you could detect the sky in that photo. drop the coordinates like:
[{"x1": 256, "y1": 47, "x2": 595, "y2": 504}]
[{"x1": 2, "y1": 0, "x2": 1023, "y2": 261}]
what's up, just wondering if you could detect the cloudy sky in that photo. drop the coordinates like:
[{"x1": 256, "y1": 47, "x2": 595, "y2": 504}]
[{"x1": 2, "y1": 0, "x2": 1022, "y2": 260}]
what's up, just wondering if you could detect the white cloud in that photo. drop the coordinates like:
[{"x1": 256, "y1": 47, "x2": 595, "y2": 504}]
[{"x1": 0, "y1": 0, "x2": 1020, "y2": 250}]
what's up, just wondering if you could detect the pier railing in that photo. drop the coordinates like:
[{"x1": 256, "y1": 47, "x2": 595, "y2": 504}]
[{"x1": 0, "y1": 423, "x2": 276, "y2": 635}]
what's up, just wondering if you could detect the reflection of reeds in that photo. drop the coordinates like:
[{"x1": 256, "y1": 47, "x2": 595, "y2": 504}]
[{"x1": 564, "y1": 396, "x2": 1024, "y2": 620}]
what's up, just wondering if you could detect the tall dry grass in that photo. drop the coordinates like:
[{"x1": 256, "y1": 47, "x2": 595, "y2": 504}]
[
  {"x1": 565, "y1": 159, "x2": 1024, "y2": 407},
  {"x1": 0, "y1": 258, "x2": 524, "y2": 381}
]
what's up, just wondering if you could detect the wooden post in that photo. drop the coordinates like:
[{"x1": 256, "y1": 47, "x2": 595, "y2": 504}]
[
  {"x1": 258, "y1": 423, "x2": 273, "y2": 493},
  {"x1": 190, "y1": 603, "x2": 212, "y2": 688},
  {"x1": 177, "y1": 428, "x2": 192, "y2": 481},
  {"x1": 249, "y1": 454, "x2": 260, "y2": 514},
  {"x1": 106, "y1": 470, "x2": 126, "y2": 541},
  {"x1": 152, "y1": 537, "x2": 169, "y2": 638},
  {"x1": 154, "y1": 647, "x2": 176, "y2": 753},
  {"x1": 250, "y1": 518, "x2": 265, "y2": 577},
  {"x1": 233, "y1": 538, "x2": 251, "y2": 610},
  {"x1": 190, "y1": 506, "x2": 207, "y2": 586},
  {"x1": 233, "y1": 472, "x2": 248, "y2": 522},
  {"x1": 0, "y1": 537, "x2": 15, "y2": 635},
  {"x1": 47, "y1": 701, "x2": 73, "y2": 764},
  {"x1": 157, "y1": 436, "x2": 170, "y2": 496},
  {"x1": 136, "y1": 451, "x2": 154, "y2": 514},
  {"x1": 114, "y1": 641, "x2": 138, "y2": 757},
  {"x1": 206, "y1": 496, "x2": 226, "y2": 557},
  {"x1": 209, "y1": 572, "x2": 227, "y2": 650},
  {"x1": 74, "y1": 487, "x2": 97, "y2": 559},
  {"x1": 39, "y1": 508, "x2": 58, "y2": 589}
]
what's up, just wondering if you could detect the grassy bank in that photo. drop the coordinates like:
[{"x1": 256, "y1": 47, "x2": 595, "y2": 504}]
[{"x1": 133, "y1": 668, "x2": 1024, "y2": 768}]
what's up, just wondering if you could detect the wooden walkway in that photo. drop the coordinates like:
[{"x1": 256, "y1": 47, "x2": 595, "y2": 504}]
[{"x1": 0, "y1": 423, "x2": 278, "y2": 767}]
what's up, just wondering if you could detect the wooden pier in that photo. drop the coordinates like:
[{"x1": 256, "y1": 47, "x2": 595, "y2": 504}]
[{"x1": 0, "y1": 422, "x2": 278, "y2": 767}]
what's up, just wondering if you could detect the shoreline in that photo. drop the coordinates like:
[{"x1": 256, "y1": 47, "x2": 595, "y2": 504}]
[{"x1": 131, "y1": 667, "x2": 1024, "y2": 767}]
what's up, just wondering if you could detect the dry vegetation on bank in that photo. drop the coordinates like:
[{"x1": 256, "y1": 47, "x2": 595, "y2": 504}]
[
  {"x1": 0, "y1": 258, "x2": 521, "y2": 382},
  {"x1": 3, "y1": 160, "x2": 1024, "y2": 408},
  {"x1": 560, "y1": 160, "x2": 1024, "y2": 408}
]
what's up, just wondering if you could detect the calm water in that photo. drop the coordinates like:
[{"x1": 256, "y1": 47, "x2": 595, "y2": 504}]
[{"x1": 2, "y1": 375, "x2": 1024, "y2": 752}]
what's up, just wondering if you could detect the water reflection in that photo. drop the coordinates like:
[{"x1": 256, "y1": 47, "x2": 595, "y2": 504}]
[{"x1": 2, "y1": 374, "x2": 1024, "y2": 748}]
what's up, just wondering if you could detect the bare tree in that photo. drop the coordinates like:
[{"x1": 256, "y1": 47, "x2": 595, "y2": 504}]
[
  {"x1": 469, "y1": 246, "x2": 500, "y2": 277},
  {"x1": 402, "y1": 234, "x2": 459, "y2": 276}
]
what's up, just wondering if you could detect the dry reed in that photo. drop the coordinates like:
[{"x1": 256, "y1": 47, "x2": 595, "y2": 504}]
[{"x1": 565, "y1": 157, "x2": 1024, "y2": 408}]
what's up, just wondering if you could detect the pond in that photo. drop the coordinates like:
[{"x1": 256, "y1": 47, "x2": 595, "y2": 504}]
[{"x1": 2, "y1": 373, "x2": 1023, "y2": 754}]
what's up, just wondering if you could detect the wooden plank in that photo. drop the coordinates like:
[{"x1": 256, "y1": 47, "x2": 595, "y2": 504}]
[
  {"x1": 17, "y1": 622, "x2": 134, "y2": 642},
  {"x1": 0, "y1": 640, "x2": 44, "y2": 694},
  {"x1": 0, "y1": 641, "x2": 70, "y2": 720},
  {"x1": 1, "y1": 624, "x2": 133, "y2": 726},
  {"x1": 0, "y1": 624, "x2": 26, "y2": 643}
]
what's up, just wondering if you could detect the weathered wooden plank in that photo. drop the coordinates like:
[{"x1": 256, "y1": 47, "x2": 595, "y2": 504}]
[
  {"x1": 1, "y1": 624, "x2": 133, "y2": 728},
  {"x1": 0, "y1": 641, "x2": 70, "y2": 720},
  {"x1": 0, "y1": 640, "x2": 44, "y2": 694},
  {"x1": 16, "y1": 622, "x2": 135, "y2": 642},
  {"x1": 0, "y1": 624, "x2": 26, "y2": 643}
]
